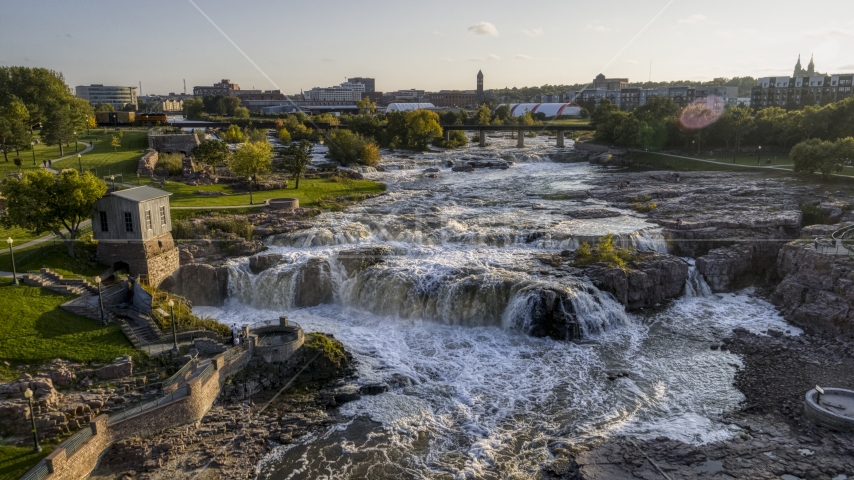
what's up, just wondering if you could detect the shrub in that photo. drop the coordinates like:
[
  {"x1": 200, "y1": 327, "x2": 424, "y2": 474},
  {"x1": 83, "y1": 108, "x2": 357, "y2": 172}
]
[
  {"x1": 277, "y1": 128, "x2": 292, "y2": 144},
  {"x1": 630, "y1": 202, "x2": 657, "y2": 213},
  {"x1": 155, "y1": 153, "x2": 183, "y2": 176},
  {"x1": 221, "y1": 124, "x2": 247, "y2": 143},
  {"x1": 801, "y1": 204, "x2": 830, "y2": 226},
  {"x1": 573, "y1": 234, "x2": 636, "y2": 268},
  {"x1": 172, "y1": 216, "x2": 254, "y2": 241},
  {"x1": 432, "y1": 130, "x2": 469, "y2": 148},
  {"x1": 326, "y1": 129, "x2": 380, "y2": 166}
]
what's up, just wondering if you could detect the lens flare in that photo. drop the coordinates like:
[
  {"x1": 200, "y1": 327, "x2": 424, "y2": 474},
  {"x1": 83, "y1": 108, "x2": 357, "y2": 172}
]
[{"x1": 680, "y1": 96, "x2": 724, "y2": 130}]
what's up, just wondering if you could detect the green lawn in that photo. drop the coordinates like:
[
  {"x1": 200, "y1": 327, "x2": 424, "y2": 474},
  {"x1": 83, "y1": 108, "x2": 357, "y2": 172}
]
[
  {"x1": 0, "y1": 445, "x2": 50, "y2": 480},
  {"x1": 0, "y1": 139, "x2": 87, "y2": 176},
  {"x1": 0, "y1": 237, "x2": 103, "y2": 278},
  {"x1": 141, "y1": 176, "x2": 386, "y2": 208},
  {"x1": 544, "y1": 118, "x2": 592, "y2": 126},
  {"x1": 0, "y1": 277, "x2": 135, "y2": 381},
  {"x1": 52, "y1": 130, "x2": 149, "y2": 177},
  {"x1": 0, "y1": 226, "x2": 40, "y2": 245}
]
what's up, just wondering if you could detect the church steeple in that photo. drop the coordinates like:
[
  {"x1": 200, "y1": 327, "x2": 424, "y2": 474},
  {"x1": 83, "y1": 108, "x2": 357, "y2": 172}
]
[
  {"x1": 807, "y1": 54, "x2": 816, "y2": 76},
  {"x1": 794, "y1": 55, "x2": 803, "y2": 77}
]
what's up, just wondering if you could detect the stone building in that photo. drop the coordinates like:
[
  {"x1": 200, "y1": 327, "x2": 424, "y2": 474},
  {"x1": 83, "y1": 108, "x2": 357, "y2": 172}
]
[
  {"x1": 92, "y1": 186, "x2": 179, "y2": 286},
  {"x1": 148, "y1": 131, "x2": 202, "y2": 154}
]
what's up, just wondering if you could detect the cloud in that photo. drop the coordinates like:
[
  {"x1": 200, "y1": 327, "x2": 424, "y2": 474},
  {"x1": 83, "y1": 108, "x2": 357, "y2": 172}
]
[
  {"x1": 585, "y1": 24, "x2": 611, "y2": 32},
  {"x1": 439, "y1": 57, "x2": 454, "y2": 63},
  {"x1": 486, "y1": 54, "x2": 501, "y2": 61},
  {"x1": 468, "y1": 22, "x2": 499, "y2": 36},
  {"x1": 515, "y1": 54, "x2": 534, "y2": 60},
  {"x1": 522, "y1": 28, "x2": 543, "y2": 37},
  {"x1": 678, "y1": 14, "x2": 707, "y2": 24}
]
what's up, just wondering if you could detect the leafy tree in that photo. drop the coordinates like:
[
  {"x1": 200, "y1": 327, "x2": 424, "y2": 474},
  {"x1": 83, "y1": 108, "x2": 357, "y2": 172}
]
[
  {"x1": 41, "y1": 104, "x2": 75, "y2": 156},
  {"x1": 191, "y1": 139, "x2": 231, "y2": 173},
  {"x1": 183, "y1": 98, "x2": 206, "y2": 120},
  {"x1": 493, "y1": 105, "x2": 511, "y2": 122},
  {"x1": 222, "y1": 96, "x2": 241, "y2": 116},
  {"x1": 229, "y1": 141, "x2": 273, "y2": 197},
  {"x1": 0, "y1": 67, "x2": 78, "y2": 129},
  {"x1": 405, "y1": 110, "x2": 443, "y2": 150},
  {"x1": 233, "y1": 106, "x2": 250, "y2": 119},
  {"x1": 633, "y1": 97, "x2": 679, "y2": 124},
  {"x1": 357, "y1": 97, "x2": 377, "y2": 115},
  {"x1": 800, "y1": 104, "x2": 831, "y2": 140},
  {"x1": 346, "y1": 114, "x2": 383, "y2": 140},
  {"x1": 220, "y1": 124, "x2": 247, "y2": 143},
  {"x1": 13, "y1": 157, "x2": 22, "y2": 172},
  {"x1": 720, "y1": 106, "x2": 755, "y2": 160},
  {"x1": 121, "y1": 103, "x2": 136, "y2": 112},
  {"x1": 0, "y1": 99, "x2": 32, "y2": 161},
  {"x1": 244, "y1": 126, "x2": 268, "y2": 144},
  {"x1": 441, "y1": 110, "x2": 459, "y2": 125},
  {"x1": 110, "y1": 135, "x2": 121, "y2": 152},
  {"x1": 475, "y1": 105, "x2": 491, "y2": 125},
  {"x1": 1, "y1": 169, "x2": 107, "y2": 256},
  {"x1": 277, "y1": 128, "x2": 292, "y2": 144},
  {"x1": 432, "y1": 130, "x2": 469, "y2": 148},
  {"x1": 280, "y1": 140, "x2": 313, "y2": 189},
  {"x1": 458, "y1": 109, "x2": 469, "y2": 125},
  {"x1": 326, "y1": 129, "x2": 380, "y2": 166}
]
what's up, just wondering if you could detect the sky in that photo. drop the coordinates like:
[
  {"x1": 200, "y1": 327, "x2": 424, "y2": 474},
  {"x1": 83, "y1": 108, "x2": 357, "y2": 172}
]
[{"x1": 2, "y1": 0, "x2": 854, "y2": 95}]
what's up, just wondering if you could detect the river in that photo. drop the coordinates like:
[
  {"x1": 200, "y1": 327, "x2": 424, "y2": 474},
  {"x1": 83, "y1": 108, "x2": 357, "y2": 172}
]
[{"x1": 194, "y1": 135, "x2": 797, "y2": 479}]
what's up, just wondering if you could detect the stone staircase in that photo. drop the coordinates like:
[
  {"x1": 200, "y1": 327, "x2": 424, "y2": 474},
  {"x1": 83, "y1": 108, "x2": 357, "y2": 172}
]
[{"x1": 23, "y1": 268, "x2": 100, "y2": 296}]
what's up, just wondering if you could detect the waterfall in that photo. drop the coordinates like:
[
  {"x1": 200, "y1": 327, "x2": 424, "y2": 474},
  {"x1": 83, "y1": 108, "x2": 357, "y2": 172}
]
[
  {"x1": 629, "y1": 227, "x2": 668, "y2": 253},
  {"x1": 683, "y1": 260, "x2": 712, "y2": 298}
]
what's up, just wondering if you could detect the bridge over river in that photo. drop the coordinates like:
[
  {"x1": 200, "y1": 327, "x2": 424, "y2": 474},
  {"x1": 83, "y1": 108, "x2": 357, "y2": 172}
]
[{"x1": 169, "y1": 122, "x2": 595, "y2": 148}]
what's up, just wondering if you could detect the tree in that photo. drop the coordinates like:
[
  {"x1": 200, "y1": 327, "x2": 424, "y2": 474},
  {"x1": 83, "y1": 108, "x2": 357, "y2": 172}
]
[
  {"x1": 183, "y1": 98, "x2": 205, "y2": 120},
  {"x1": 277, "y1": 128, "x2": 292, "y2": 144},
  {"x1": 800, "y1": 104, "x2": 831, "y2": 140},
  {"x1": 357, "y1": 97, "x2": 376, "y2": 115},
  {"x1": 475, "y1": 105, "x2": 491, "y2": 125},
  {"x1": 192, "y1": 139, "x2": 231, "y2": 174},
  {"x1": 41, "y1": 105, "x2": 75, "y2": 156},
  {"x1": 222, "y1": 96, "x2": 241, "y2": 116},
  {"x1": 94, "y1": 103, "x2": 115, "y2": 112},
  {"x1": 633, "y1": 96, "x2": 679, "y2": 124},
  {"x1": 220, "y1": 124, "x2": 247, "y2": 143},
  {"x1": 121, "y1": 103, "x2": 136, "y2": 112},
  {"x1": 790, "y1": 138, "x2": 852, "y2": 179},
  {"x1": 0, "y1": 67, "x2": 78, "y2": 129},
  {"x1": 721, "y1": 106, "x2": 755, "y2": 161},
  {"x1": 110, "y1": 135, "x2": 121, "y2": 152},
  {"x1": 229, "y1": 141, "x2": 273, "y2": 193},
  {"x1": 13, "y1": 157, "x2": 22, "y2": 172},
  {"x1": 281, "y1": 140, "x2": 313, "y2": 189},
  {"x1": 493, "y1": 105, "x2": 511, "y2": 122},
  {"x1": 233, "y1": 106, "x2": 250, "y2": 119},
  {"x1": 1, "y1": 169, "x2": 107, "y2": 256},
  {"x1": 244, "y1": 126, "x2": 268, "y2": 144},
  {"x1": 405, "y1": 109, "x2": 443, "y2": 150},
  {"x1": 326, "y1": 129, "x2": 380, "y2": 166}
]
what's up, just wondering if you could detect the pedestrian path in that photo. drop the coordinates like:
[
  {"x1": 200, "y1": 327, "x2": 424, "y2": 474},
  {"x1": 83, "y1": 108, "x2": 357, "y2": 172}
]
[
  {"x1": 40, "y1": 141, "x2": 95, "y2": 173},
  {"x1": 644, "y1": 151, "x2": 795, "y2": 171}
]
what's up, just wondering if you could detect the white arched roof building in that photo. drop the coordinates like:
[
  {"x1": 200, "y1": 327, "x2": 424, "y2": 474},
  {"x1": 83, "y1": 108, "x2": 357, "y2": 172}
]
[
  {"x1": 385, "y1": 103, "x2": 436, "y2": 112},
  {"x1": 498, "y1": 103, "x2": 582, "y2": 118}
]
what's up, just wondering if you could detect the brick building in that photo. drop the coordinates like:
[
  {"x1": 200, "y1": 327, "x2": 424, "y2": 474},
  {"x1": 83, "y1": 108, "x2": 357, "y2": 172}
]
[
  {"x1": 427, "y1": 91, "x2": 477, "y2": 107},
  {"x1": 93, "y1": 186, "x2": 179, "y2": 287}
]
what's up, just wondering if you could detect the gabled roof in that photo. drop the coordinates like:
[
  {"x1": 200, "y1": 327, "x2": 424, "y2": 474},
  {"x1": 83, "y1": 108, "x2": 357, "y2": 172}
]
[{"x1": 110, "y1": 186, "x2": 172, "y2": 203}]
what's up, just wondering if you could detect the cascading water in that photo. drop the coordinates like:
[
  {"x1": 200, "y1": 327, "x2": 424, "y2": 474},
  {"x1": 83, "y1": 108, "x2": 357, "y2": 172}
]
[
  {"x1": 195, "y1": 135, "x2": 798, "y2": 479},
  {"x1": 683, "y1": 258, "x2": 713, "y2": 298}
]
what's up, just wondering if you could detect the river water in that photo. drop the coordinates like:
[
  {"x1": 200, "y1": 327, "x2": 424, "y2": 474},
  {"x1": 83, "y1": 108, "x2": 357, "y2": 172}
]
[{"x1": 194, "y1": 136, "x2": 797, "y2": 479}]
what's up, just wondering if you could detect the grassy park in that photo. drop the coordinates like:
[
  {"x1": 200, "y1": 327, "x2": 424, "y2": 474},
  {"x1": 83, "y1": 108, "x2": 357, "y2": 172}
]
[
  {"x1": 52, "y1": 129, "x2": 148, "y2": 176},
  {"x1": 0, "y1": 444, "x2": 50, "y2": 480}
]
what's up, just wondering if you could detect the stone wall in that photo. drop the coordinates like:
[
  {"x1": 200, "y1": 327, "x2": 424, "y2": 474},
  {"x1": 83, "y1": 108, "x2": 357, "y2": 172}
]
[
  {"x1": 772, "y1": 241, "x2": 854, "y2": 336},
  {"x1": 148, "y1": 133, "x2": 201, "y2": 154},
  {"x1": 158, "y1": 263, "x2": 230, "y2": 305},
  {"x1": 137, "y1": 150, "x2": 158, "y2": 176},
  {"x1": 97, "y1": 233, "x2": 180, "y2": 287}
]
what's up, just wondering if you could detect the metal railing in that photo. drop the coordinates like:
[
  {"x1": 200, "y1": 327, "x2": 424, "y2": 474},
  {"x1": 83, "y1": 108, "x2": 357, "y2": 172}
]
[
  {"x1": 63, "y1": 426, "x2": 94, "y2": 455},
  {"x1": 815, "y1": 224, "x2": 854, "y2": 257},
  {"x1": 109, "y1": 385, "x2": 189, "y2": 424},
  {"x1": 19, "y1": 461, "x2": 50, "y2": 480},
  {"x1": 197, "y1": 362, "x2": 215, "y2": 385},
  {"x1": 162, "y1": 355, "x2": 198, "y2": 388}
]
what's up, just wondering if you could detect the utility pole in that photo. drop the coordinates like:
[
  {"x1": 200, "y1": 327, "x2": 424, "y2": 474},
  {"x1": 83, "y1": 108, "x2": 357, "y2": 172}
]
[{"x1": 183, "y1": 79, "x2": 187, "y2": 95}]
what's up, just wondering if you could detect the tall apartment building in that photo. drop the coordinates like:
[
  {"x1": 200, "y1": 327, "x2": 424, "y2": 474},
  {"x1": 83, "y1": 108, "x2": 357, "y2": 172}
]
[
  {"x1": 347, "y1": 77, "x2": 376, "y2": 93},
  {"x1": 751, "y1": 74, "x2": 854, "y2": 109},
  {"x1": 592, "y1": 73, "x2": 629, "y2": 91},
  {"x1": 76, "y1": 85, "x2": 138, "y2": 109},
  {"x1": 305, "y1": 82, "x2": 366, "y2": 102}
]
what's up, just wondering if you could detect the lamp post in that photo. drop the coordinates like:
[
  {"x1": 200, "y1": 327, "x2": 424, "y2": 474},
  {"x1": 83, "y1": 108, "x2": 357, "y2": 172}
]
[
  {"x1": 77, "y1": 154, "x2": 82, "y2": 173},
  {"x1": 110, "y1": 175, "x2": 115, "y2": 191},
  {"x1": 74, "y1": 132, "x2": 78, "y2": 152},
  {"x1": 758, "y1": 146, "x2": 762, "y2": 165},
  {"x1": 23, "y1": 388, "x2": 41, "y2": 453},
  {"x1": 95, "y1": 276, "x2": 106, "y2": 326},
  {"x1": 31, "y1": 142, "x2": 36, "y2": 165},
  {"x1": 168, "y1": 299, "x2": 178, "y2": 354},
  {"x1": 248, "y1": 176, "x2": 254, "y2": 205},
  {"x1": 6, "y1": 238, "x2": 18, "y2": 286}
]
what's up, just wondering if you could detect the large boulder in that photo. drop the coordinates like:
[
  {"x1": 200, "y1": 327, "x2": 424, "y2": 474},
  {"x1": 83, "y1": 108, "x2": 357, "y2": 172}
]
[
  {"x1": 772, "y1": 242, "x2": 854, "y2": 336},
  {"x1": 336, "y1": 246, "x2": 401, "y2": 277},
  {"x1": 95, "y1": 356, "x2": 133, "y2": 380},
  {"x1": 294, "y1": 258, "x2": 334, "y2": 307},
  {"x1": 695, "y1": 245, "x2": 755, "y2": 292},
  {"x1": 249, "y1": 254, "x2": 284, "y2": 274},
  {"x1": 586, "y1": 254, "x2": 690, "y2": 309},
  {"x1": 159, "y1": 263, "x2": 229, "y2": 307}
]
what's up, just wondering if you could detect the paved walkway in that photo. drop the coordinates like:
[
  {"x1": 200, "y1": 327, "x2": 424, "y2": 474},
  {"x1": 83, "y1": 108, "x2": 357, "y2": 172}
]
[
  {"x1": 40, "y1": 141, "x2": 95, "y2": 173},
  {"x1": 647, "y1": 151, "x2": 854, "y2": 180},
  {"x1": 7, "y1": 220, "x2": 91, "y2": 252}
]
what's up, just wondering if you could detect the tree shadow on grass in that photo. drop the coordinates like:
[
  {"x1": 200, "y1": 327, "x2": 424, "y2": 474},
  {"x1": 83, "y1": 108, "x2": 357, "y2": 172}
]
[{"x1": 0, "y1": 447, "x2": 48, "y2": 480}]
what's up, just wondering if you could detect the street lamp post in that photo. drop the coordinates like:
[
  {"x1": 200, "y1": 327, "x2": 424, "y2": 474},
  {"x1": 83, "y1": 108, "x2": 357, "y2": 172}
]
[
  {"x1": 248, "y1": 177, "x2": 254, "y2": 205},
  {"x1": 110, "y1": 175, "x2": 115, "y2": 191},
  {"x1": 23, "y1": 388, "x2": 41, "y2": 453},
  {"x1": 74, "y1": 132, "x2": 78, "y2": 152},
  {"x1": 95, "y1": 277, "x2": 106, "y2": 326},
  {"x1": 169, "y1": 299, "x2": 178, "y2": 354},
  {"x1": 758, "y1": 146, "x2": 762, "y2": 165},
  {"x1": 31, "y1": 142, "x2": 36, "y2": 165},
  {"x1": 6, "y1": 238, "x2": 18, "y2": 286},
  {"x1": 77, "y1": 154, "x2": 82, "y2": 173}
]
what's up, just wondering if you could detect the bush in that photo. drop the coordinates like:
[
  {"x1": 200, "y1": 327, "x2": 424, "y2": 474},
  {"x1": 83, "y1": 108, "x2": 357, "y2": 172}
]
[
  {"x1": 801, "y1": 204, "x2": 830, "y2": 226},
  {"x1": 277, "y1": 128, "x2": 292, "y2": 144},
  {"x1": 172, "y1": 216, "x2": 254, "y2": 241},
  {"x1": 221, "y1": 124, "x2": 247, "y2": 143},
  {"x1": 574, "y1": 234, "x2": 636, "y2": 268},
  {"x1": 629, "y1": 202, "x2": 657, "y2": 213},
  {"x1": 326, "y1": 129, "x2": 380, "y2": 166},
  {"x1": 148, "y1": 290, "x2": 230, "y2": 337},
  {"x1": 432, "y1": 130, "x2": 469, "y2": 148},
  {"x1": 155, "y1": 153, "x2": 183, "y2": 176},
  {"x1": 233, "y1": 106, "x2": 250, "y2": 119}
]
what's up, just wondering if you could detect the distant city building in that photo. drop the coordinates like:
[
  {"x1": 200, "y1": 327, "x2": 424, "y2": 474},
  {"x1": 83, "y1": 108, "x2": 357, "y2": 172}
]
[
  {"x1": 193, "y1": 79, "x2": 240, "y2": 97},
  {"x1": 427, "y1": 91, "x2": 477, "y2": 108},
  {"x1": 306, "y1": 82, "x2": 366, "y2": 102},
  {"x1": 694, "y1": 86, "x2": 739, "y2": 109},
  {"x1": 541, "y1": 94, "x2": 563, "y2": 103},
  {"x1": 348, "y1": 77, "x2": 376, "y2": 93},
  {"x1": 360, "y1": 91, "x2": 385, "y2": 105},
  {"x1": 384, "y1": 89, "x2": 427, "y2": 103},
  {"x1": 752, "y1": 57, "x2": 852, "y2": 109},
  {"x1": 76, "y1": 84, "x2": 138, "y2": 110},
  {"x1": 477, "y1": 70, "x2": 484, "y2": 103},
  {"x1": 592, "y1": 73, "x2": 629, "y2": 91}
]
